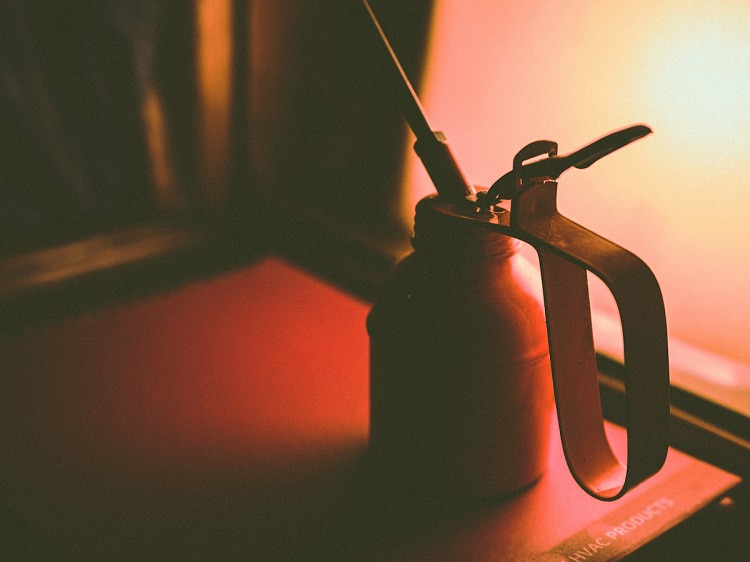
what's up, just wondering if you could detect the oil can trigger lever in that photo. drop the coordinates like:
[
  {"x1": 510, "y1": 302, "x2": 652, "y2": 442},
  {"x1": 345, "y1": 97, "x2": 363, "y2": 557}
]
[{"x1": 479, "y1": 125, "x2": 652, "y2": 207}]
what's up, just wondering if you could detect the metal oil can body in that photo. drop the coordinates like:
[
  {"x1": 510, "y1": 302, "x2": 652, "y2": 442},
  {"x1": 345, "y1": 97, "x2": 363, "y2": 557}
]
[{"x1": 367, "y1": 197, "x2": 554, "y2": 499}]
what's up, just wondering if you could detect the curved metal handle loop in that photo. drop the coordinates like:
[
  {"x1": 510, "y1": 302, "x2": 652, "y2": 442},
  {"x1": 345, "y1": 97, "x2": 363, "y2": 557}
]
[{"x1": 513, "y1": 180, "x2": 670, "y2": 500}]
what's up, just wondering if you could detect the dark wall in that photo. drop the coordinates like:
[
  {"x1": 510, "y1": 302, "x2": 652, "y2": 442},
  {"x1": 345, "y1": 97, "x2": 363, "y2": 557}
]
[
  {"x1": 249, "y1": 0, "x2": 434, "y2": 242},
  {"x1": 0, "y1": 1, "x2": 197, "y2": 257}
]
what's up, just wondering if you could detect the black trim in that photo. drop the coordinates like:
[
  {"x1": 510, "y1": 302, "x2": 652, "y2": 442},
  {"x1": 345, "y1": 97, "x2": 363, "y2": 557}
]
[{"x1": 597, "y1": 354, "x2": 750, "y2": 479}]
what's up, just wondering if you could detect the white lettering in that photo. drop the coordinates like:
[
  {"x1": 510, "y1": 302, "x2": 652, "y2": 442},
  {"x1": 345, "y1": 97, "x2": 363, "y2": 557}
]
[
  {"x1": 641, "y1": 508, "x2": 655, "y2": 518},
  {"x1": 658, "y1": 497, "x2": 675, "y2": 508},
  {"x1": 561, "y1": 498, "x2": 676, "y2": 560}
]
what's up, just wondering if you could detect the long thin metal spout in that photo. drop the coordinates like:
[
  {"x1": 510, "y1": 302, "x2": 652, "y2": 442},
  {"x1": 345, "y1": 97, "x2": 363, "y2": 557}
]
[{"x1": 361, "y1": 0, "x2": 475, "y2": 202}]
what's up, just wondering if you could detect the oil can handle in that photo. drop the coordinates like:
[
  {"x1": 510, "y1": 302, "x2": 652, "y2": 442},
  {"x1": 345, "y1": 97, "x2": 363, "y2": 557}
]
[{"x1": 513, "y1": 178, "x2": 670, "y2": 501}]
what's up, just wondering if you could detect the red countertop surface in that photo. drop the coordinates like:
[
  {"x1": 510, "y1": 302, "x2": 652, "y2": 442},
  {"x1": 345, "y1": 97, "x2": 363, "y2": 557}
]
[{"x1": 0, "y1": 257, "x2": 739, "y2": 560}]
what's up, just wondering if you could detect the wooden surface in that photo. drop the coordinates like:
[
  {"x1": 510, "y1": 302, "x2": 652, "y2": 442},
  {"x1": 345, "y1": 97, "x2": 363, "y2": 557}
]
[{"x1": 0, "y1": 257, "x2": 739, "y2": 560}]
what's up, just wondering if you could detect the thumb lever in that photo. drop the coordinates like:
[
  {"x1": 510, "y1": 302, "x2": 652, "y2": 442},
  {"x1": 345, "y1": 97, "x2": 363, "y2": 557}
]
[{"x1": 482, "y1": 125, "x2": 652, "y2": 206}]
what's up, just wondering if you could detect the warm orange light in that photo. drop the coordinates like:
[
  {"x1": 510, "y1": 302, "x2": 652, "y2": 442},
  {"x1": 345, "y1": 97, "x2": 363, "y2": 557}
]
[
  {"x1": 142, "y1": 86, "x2": 182, "y2": 211},
  {"x1": 639, "y1": 10, "x2": 750, "y2": 167},
  {"x1": 406, "y1": 0, "x2": 750, "y2": 412},
  {"x1": 197, "y1": 0, "x2": 233, "y2": 211}
]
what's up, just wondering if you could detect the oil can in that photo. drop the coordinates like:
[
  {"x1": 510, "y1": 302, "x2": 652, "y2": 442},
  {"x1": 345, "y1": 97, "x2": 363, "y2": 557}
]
[{"x1": 368, "y1": 197, "x2": 554, "y2": 498}]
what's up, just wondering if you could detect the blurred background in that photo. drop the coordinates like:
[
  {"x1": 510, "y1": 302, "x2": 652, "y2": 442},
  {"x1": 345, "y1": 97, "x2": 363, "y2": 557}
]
[
  {"x1": 0, "y1": 0, "x2": 747, "y2": 423},
  {"x1": 403, "y1": 0, "x2": 750, "y2": 418}
]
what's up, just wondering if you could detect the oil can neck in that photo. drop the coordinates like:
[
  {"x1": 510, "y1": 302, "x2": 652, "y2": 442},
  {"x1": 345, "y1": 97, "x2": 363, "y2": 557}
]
[{"x1": 412, "y1": 197, "x2": 518, "y2": 258}]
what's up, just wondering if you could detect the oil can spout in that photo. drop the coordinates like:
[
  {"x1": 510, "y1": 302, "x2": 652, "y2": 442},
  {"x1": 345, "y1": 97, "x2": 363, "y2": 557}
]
[{"x1": 361, "y1": 0, "x2": 476, "y2": 202}]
